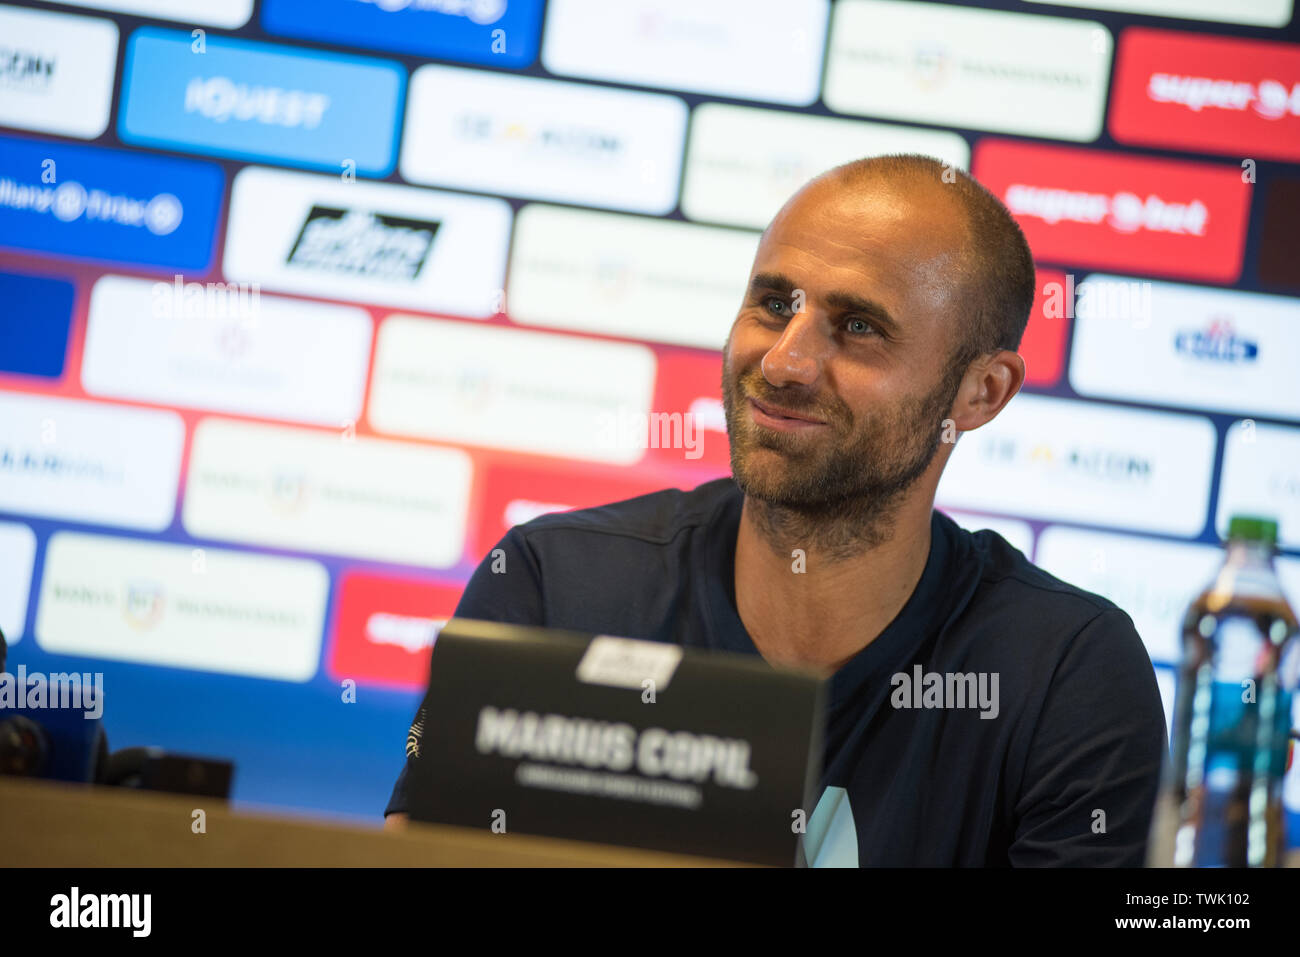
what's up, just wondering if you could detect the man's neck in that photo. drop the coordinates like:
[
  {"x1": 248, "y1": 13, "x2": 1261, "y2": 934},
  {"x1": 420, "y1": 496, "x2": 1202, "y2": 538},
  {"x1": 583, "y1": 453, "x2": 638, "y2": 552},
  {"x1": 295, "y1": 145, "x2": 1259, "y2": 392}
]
[{"x1": 733, "y1": 490, "x2": 935, "y2": 676}]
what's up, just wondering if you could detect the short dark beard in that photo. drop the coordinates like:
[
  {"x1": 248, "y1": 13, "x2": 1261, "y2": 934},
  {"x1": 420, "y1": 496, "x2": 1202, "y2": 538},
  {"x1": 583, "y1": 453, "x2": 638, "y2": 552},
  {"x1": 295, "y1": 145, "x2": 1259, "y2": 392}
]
[{"x1": 722, "y1": 348, "x2": 969, "y2": 561}]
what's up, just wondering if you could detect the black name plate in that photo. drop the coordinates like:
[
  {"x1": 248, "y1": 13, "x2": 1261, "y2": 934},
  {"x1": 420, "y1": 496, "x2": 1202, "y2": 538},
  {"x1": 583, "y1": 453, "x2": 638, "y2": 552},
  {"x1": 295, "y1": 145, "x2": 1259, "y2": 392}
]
[{"x1": 408, "y1": 618, "x2": 825, "y2": 866}]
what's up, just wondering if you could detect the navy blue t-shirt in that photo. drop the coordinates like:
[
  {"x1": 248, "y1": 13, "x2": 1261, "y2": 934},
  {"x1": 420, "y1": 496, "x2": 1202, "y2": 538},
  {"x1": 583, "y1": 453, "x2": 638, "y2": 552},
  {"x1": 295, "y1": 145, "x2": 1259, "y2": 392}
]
[{"x1": 386, "y1": 477, "x2": 1168, "y2": 866}]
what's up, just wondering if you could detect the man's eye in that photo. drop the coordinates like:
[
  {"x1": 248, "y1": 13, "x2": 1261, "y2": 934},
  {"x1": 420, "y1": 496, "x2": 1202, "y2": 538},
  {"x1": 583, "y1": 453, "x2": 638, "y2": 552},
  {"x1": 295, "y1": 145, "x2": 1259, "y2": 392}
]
[
  {"x1": 845, "y1": 317, "x2": 876, "y2": 336},
  {"x1": 762, "y1": 296, "x2": 791, "y2": 317}
]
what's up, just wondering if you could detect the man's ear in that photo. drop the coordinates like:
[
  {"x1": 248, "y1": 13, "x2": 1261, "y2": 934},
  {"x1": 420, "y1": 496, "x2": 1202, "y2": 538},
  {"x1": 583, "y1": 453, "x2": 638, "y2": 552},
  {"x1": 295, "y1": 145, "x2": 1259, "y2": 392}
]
[{"x1": 949, "y1": 350, "x2": 1025, "y2": 432}]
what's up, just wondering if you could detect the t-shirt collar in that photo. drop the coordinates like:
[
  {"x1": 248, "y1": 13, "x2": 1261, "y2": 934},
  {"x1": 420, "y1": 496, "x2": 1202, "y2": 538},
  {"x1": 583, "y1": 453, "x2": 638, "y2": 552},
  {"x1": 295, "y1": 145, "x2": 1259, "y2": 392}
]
[{"x1": 701, "y1": 481, "x2": 978, "y2": 709}]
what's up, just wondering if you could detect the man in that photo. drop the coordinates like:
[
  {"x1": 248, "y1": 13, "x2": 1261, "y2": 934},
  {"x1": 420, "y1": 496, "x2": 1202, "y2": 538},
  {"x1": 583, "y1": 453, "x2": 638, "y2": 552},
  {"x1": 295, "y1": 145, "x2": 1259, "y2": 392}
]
[{"x1": 384, "y1": 155, "x2": 1168, "y2": 866}]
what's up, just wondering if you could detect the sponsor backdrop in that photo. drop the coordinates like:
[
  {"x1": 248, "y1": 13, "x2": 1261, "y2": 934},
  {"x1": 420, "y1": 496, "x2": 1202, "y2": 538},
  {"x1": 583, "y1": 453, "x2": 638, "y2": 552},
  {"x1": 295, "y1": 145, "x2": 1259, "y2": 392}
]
[{"x1": 1, "y1": 0, "x2": 1298, "y2": 829}]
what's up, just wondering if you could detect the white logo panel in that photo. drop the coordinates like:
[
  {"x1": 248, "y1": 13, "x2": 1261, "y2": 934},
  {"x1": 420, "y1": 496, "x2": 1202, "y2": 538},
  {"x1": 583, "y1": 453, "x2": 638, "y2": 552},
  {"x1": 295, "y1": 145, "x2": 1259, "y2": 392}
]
[
  {"x1": 82, "y1": 275, "x2": 372, "y2": 427},
  {"x1": 223, "y1": 166, "x2": 512, "y2": 318},
  {"x1": 402, "y1": 65, "x2": 686, "y2": 215},
  {"x1": 542, "y1": 0, "x2": 829, "y2": 105},
  {"x1": 0, "y1": 393, "x2": 183, "y2": 532},
  {"x1": 368, "y1": 316, "x2": 657, "y2": 465},
  {"x1": 1216, "y1": 422, "x2": 1300, "y2": 549},
  {"x1": 825, "y1": 0, "x2": 1112, "y2": 141},
  {"x1": 183, "y1": 418, "x2": 473, "y2": 567},
  {"x1": 681, "y1": 104, "x2": 969, "y2": 229},
  {"x1": 1023, "y1": 0, "x2": 1292, "y2": 28},
  {"x1": 37, "y1": 532, "x2": 325, "y2": 681},
  {"x1": 937, "y1": 395, "x2": 1215, "y2": 537},
  {"x1": 508, "y1": 204, "x2": 758, "y2": 349},
  {"x1": 53, "y1": 0, "x2": 253, "y2": 27},
  {"x1": 0, "y1": 7, "x2": 118, "y2": 139},
  {"x1": 1070, "y1": 276, "x2": 1300, "y2": 421}
]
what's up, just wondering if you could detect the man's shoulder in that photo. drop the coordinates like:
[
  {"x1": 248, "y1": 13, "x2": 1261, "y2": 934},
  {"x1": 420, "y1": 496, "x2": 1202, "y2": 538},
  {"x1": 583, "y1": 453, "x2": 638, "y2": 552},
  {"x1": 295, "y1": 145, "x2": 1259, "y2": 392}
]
[
  {"x1": 941, "y1": 514, "x2": 1133, "y2": 641},
  {"x1": 513, "y1": 477, "x2": 740, "y2": 548}
]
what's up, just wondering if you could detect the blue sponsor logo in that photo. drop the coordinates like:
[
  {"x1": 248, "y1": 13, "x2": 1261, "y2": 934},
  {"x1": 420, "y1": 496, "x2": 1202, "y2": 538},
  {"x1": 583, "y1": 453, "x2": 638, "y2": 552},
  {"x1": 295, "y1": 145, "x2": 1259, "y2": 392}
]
[
  {"x1": 1174, "y1": 318, "x2": 1259, "y2": 364},
  {"x1": 261, "y1": 0, "x2": 543, "y2": 68},
  {"x1": 0, "y1": 134, "x2": 223, "y2": 272},
  {"x1": 0, "y1": 271, "x2": 75, "y2": 380},
  {"x1": 120, "y1": 28, "x2": 405, "y2": 176}
]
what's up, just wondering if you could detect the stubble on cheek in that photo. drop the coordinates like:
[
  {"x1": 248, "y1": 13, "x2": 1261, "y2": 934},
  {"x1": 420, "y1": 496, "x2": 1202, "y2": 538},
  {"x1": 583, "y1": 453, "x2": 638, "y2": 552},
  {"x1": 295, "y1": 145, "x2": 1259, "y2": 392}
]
[{"x1": 721, "y1": 357, "x2": 854, "y2": 500}]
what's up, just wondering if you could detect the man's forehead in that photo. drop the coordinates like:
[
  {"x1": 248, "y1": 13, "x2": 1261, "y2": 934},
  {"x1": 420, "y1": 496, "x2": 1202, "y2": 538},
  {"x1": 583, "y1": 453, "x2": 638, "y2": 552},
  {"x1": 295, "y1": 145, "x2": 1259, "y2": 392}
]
[
  {"x1": 768, "y1": 175, "x2": 964, "y2": 248},
  {"x1": 756, "y1": 176, "x2": 969, "y2": 289},
  {"x1": 748, "y1": 177, "x2": 971, "y2": 331}
]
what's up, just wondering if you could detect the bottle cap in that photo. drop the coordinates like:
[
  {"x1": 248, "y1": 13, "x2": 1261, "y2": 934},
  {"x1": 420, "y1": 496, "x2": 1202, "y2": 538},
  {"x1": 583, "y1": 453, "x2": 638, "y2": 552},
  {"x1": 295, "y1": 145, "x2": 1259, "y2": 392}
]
[{"x1": 1226, "y1": 514, "x2": 1279, "y2": 545}]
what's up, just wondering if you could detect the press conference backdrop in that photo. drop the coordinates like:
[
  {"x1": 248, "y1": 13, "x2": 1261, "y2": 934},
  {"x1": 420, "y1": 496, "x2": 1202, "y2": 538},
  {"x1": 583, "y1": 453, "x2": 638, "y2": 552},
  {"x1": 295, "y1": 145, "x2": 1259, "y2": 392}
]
[{"x1": 1, "y1": 0, "x2": 1298, "y2": 827}]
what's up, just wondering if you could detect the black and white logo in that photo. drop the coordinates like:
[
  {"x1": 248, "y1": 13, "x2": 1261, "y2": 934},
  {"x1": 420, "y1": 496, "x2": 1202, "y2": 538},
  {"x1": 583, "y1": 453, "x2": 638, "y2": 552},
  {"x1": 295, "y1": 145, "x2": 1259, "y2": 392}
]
[{"x1": 286, "y1": 205, "x2": 440, "y2": 281}]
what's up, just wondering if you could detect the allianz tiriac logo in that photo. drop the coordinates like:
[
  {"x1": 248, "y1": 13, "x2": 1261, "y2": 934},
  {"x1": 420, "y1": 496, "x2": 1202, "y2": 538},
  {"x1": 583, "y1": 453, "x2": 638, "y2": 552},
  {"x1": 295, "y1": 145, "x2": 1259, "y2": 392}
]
[
  {"x1": 0, "y1": 179, "x2": 181, "y2": 236},
  {"x1": 0, "y1": 135, "x2": 223, "y2": 271},
  {"x1": 1173, "y1": 317, "x2": 1260, "y2": 364}
]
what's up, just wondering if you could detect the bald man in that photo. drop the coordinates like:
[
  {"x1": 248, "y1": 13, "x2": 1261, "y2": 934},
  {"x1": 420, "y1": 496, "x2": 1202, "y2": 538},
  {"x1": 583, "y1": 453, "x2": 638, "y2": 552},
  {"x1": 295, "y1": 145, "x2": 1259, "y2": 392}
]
[{"x1": 384, "y1": 155, "x2": 1168, "y2": 867}]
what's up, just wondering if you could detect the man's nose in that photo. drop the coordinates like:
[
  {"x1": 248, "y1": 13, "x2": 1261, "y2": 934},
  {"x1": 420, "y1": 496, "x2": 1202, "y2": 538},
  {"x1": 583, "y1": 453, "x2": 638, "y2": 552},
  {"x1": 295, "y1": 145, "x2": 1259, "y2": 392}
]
[{"x1": 761, "y1": 311, "x2": 829, "y2": 388}]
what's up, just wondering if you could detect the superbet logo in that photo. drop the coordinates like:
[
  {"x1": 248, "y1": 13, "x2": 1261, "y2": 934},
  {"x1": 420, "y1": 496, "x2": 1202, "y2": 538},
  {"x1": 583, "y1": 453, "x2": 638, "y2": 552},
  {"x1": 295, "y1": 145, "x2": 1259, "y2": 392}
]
[
  {"x1": 328, "y1": 573, "x2": 463, "y2": 689},
  {"x1": 974, "y1": 139, "x2": 1249, "y2": 283},
  {"x1": 1111, "y1": 28, "x2": 1300, "y2": 162},
  {"x1": 471, "y1": 461, "x2": 670, "y2": 558},
  {"x1": 1005, "y1": 184, "x2": 1208, "y2": 235},
  {"x1": 1148, "y1": 74, "x2": 1300, "y2": 120}
]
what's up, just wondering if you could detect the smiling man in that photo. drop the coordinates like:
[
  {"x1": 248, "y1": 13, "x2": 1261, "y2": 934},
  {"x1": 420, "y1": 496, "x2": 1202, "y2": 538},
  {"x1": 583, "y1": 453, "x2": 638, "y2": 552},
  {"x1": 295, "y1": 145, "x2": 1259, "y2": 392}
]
[{"x1": 384, "y1": 155, "x2": 1168, "y2": 866}]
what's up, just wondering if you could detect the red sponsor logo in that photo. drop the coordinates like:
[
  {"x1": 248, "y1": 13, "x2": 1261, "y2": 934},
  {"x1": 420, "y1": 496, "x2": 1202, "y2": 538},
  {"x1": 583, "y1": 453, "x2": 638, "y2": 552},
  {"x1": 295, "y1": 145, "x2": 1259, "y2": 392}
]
[
  {"x1": 1022, "y1": 268, "x2": 1071, "y2": 387},
  {"x1": 1111, "y1": 28, "x2": 1300, "y2": 162},
  {"x1": 974, "y1": 139, "x2": 1249, "y2": 283},
  {"x1": 650, "y1": 350, "x2": 730, "y2": 469},
  {"x1": 471, "y1": 461, "x2": 672, "y2": 559},
  {"x1": 327, "y1": 572, "x2": 463, "y2": 689}
]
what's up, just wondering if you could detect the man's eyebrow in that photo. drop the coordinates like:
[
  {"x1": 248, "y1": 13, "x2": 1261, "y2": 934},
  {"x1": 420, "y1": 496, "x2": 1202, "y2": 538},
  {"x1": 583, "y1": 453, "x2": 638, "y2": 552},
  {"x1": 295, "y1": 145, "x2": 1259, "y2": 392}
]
[
  {"x1": 748, "y1": 272, "x2": 901, "y2": 337},
  {"x1": 824, "y1": 290, "x2": 901, "y2": 336},
  {"x1": 747, "y1": 272, "x2": 798, "y2": 297}
]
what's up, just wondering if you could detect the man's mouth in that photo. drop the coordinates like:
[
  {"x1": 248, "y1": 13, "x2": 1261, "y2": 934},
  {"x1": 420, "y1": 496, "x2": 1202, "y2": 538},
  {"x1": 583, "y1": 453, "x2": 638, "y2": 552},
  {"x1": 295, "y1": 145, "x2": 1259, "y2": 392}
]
[{"x1": 747, "y1": 397, "x2": 829, "y2": 431}]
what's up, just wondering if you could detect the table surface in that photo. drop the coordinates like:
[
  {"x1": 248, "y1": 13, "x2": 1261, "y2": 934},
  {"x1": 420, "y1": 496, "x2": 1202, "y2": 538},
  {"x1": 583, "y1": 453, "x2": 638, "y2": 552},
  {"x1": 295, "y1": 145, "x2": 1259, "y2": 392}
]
[
  {"x1": 5, "y1": 776, "x2": 1295, "y2": 867},
  {"x1": 0, "y1": 777, "x2": 752, "y2": 867}
]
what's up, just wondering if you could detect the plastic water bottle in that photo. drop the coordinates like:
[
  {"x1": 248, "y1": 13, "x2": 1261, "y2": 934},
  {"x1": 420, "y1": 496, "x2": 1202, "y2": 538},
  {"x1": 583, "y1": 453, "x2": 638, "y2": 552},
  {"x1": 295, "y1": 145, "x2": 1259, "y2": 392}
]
[{"x1": 1148, "y1": 515, "x2": 1299, "y2": 867}]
